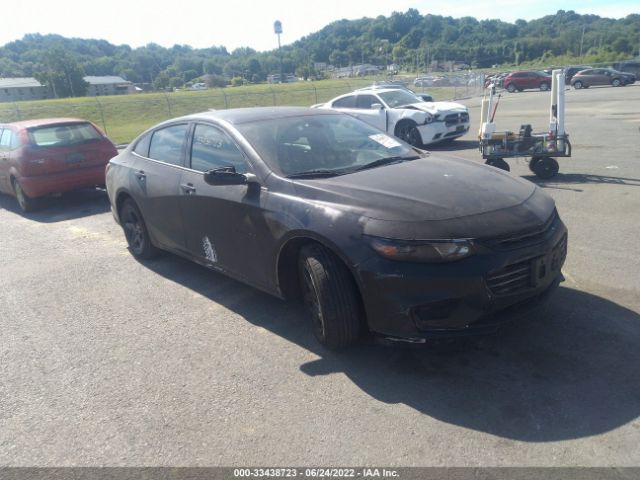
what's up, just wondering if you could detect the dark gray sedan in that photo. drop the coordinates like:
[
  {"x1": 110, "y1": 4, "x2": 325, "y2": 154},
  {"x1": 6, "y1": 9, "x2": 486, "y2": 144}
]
[
  {"x1": 571, "y1": 68, "x2": 636, "y2": 89},
  {"x1": 106, "y1": 107, "x2": 567, "y2": 349}
]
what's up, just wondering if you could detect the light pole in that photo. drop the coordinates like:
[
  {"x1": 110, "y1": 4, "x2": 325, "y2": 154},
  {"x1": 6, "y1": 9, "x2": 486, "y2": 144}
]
[{"x1": 274, "y1": 20, "x2": 283, "y2": 83}]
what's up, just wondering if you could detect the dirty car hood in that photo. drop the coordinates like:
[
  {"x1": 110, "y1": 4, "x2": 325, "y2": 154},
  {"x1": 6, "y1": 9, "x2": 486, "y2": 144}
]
[
  {"x1": 404, "y1": 101, "x2": 467, "y2": 114},
  {"x1": 292, "y1": 156, "x2": 555, "y2": 239}
]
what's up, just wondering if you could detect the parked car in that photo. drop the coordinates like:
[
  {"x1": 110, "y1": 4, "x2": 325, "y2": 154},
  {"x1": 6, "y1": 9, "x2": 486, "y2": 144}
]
[
  {"x1": 564, "y1": 65, "x2": 591, "y2": 84},
  {"x1": 503, "y1": 71, "x2": 553, "y2": 92},
  {"x1": 314, "y1": 88, "x2": 469, "y2": 146},
  {"x1": 106, "y1": 107, "x2": 567, "y2": 349},
  {"x1": 413, "y1": 77, "x2": 434, "y2": 87},
  {"x1": 484, "y1": 72, "x2": 508, "y2": 89},
  {"x1": 571, "y1": 68, "x2": 636, "y2": 89},
  {"x1": 612, "y1": 61, "x2": 640, "y2": 77},
  {"x1": 0, "y1": 118, "x2": 118, "y2": 211}
]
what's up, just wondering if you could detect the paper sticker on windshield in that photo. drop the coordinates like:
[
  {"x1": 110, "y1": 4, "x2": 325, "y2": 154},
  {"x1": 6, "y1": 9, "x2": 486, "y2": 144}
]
[{"x1": 369, "y1": 133, "x2": 402, "y2": 148}]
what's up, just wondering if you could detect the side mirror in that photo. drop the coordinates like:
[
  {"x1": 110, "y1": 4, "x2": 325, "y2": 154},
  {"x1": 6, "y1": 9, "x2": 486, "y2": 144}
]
[
  {"x1": 371, "y1": 103, "x2": 384, "y2": 110},
  {"x1": 203, "y1": 166, "x2": 256, "y2": 186}
]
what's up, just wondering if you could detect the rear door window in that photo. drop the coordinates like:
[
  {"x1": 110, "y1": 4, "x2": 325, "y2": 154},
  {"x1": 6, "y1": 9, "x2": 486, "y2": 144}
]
[{"x1": 148, "y1": 124, "x2": 188, "y2": 166}]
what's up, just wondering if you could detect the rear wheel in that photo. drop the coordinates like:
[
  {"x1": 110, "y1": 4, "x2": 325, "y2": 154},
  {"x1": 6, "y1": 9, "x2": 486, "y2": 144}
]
[
  {"x1": 120, "y1": 199, "x2": 159, "y2": 259},
  {"x1": 540, "y1": 82, "x2": 550, "y2": 91},
  {"x1": 532, "y1": 157, "x2": 559, "y2": 179},
  {"x1": 395, "y1": 121, "x2": 422, "y2": 147},
  {"x1": 506, "y1": 83, "x2": 517, "y2": 93},
  {"x1": 573, "y1": 81, "x2": 583, "y2": 89},
  {"x1": 485, "y1": 158, "x2": 510, "y2": 171},
  {"x1": 298, "y1": 244, "x2": 362, "y2": 349},
  {"x1": 12, "y1": 179, "x2": 37, "y2": 212}
]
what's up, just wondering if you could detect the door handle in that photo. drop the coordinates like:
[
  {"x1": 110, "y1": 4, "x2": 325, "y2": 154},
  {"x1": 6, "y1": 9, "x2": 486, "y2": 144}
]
[
  {"x1": 181, "y1": 183, "x2": 196, "y2": 195},
  {"x1": 134, "y1": 170, "x2": 146, "y2": 180}
]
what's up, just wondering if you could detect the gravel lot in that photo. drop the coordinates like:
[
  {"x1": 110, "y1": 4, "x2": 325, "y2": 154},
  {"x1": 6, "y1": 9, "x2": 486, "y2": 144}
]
[{"x1": 1, "y1": 84, "x2": 639, "y2": 467}]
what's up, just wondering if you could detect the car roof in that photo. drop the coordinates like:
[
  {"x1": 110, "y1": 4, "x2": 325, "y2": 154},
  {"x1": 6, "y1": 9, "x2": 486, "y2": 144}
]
[
  {"x1": 166, "y1": 107, "x2": 339, "y2": 126},
  {"x1": 2, "y1": 118, "x2": 91, "y2": 129}
]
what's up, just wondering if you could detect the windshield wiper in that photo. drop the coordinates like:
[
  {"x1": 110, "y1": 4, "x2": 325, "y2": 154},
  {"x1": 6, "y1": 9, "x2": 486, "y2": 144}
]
[
  {"x1": 353, "y1": 155, "x2": 420, "y2": 172},
  {"x1": 286, "y1": 169, "x2": 348, "y2": 179}
]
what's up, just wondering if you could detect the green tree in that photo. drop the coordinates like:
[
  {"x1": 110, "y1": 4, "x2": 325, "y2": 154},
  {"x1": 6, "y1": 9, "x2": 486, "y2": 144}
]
[{"x1": 36, "y1": 48, "x2": 87, "y2": 98}]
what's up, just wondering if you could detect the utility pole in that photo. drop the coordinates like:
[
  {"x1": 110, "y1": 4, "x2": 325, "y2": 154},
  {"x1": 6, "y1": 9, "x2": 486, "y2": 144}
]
[
  {"x1": 274, "y1": 20, "x2": 283, "y2": 83},
  {"x1": 579, "y1": 24, "x2": 586, "y2": 59}
]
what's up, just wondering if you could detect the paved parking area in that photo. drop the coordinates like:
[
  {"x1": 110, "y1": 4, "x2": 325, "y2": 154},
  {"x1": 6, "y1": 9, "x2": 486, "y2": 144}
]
[{"x1": 1, "y1": 85, "x2": 639, "y2": 466}]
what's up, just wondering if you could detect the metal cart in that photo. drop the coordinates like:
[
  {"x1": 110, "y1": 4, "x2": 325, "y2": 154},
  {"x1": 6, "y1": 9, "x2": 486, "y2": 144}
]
[
  {"x1": 480, "y1": 127, "x2": 571, "y2": 179},
  {"x1": 479, "y1": 69, "x2": 572, "y2": 179}
]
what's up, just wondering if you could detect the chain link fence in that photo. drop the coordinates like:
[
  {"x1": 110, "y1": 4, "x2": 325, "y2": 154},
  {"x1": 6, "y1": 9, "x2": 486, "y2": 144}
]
[{"x1": 0, "y1": 76, "x2": 486, "y2": 144}]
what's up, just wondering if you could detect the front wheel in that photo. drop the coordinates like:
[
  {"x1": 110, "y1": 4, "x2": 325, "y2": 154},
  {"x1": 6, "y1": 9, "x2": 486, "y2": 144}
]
[
  {"x1": 298, "y1": 244, "x2": 363, "y2": 349},
  {"x1": 612, "y1": 78, "x2": 622, "y2": 87},
  {"x1": 539, "y1": 82, "x2": 550, "y2": 91},
  {"x1": 395, "y1": 121, "x2": 422, "y2": 148},
  {"x1": 485, "y1": 158, "x2": 510, "y2": 171},
  {"x1": 506, "y1": 84, "x2": 517, "y2": 93},
  {"x1": 573, "y1": 81, "x2": 583, "y2": 89},
  {"x1": 532, "y1": 157, "x2": 559, "y2": 179},
  {"x1": 12, "y1": 179, "x2": 37, "y2": 212},
  {"x1": 120, "y1": 199, "x2": 159, "y2": 259}
]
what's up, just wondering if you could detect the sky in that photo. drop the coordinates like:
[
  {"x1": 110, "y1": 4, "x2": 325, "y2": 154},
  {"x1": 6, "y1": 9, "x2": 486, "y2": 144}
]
[{"x1": 2, "y1": 0, "x2": 638, "y2": 53}]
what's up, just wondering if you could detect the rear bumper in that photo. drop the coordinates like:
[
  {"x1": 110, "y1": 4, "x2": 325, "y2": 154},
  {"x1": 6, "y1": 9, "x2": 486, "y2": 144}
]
[{"x1": 18, "y1": 165, "x2": 106, "y2": 198}]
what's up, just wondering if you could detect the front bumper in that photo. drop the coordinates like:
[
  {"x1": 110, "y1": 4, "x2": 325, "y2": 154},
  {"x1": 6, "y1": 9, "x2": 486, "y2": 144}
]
[
  {"x1": 355, "y1": 218, "x2": 567, "y2": 340},
  {"x1": 417, "y1": 121, "x2": 470, "y2": 145}
]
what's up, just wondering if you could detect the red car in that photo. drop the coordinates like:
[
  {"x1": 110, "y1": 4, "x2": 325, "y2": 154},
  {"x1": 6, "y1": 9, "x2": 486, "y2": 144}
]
[
  {"x1": 503, "y1": 71, "x2": 552, "y2": 93},
  {"x1": 0, "y1": 118, "x2": 117, "y2": 211}
]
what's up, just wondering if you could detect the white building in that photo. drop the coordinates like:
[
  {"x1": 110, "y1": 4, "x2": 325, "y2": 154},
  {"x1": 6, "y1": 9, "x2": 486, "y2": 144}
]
[
  {"x1": 84, "y1": 76, "x2": 135, "y2": 96},
  {"x1": 0, "y1": 78, "x2": 49, "y2": 102}
]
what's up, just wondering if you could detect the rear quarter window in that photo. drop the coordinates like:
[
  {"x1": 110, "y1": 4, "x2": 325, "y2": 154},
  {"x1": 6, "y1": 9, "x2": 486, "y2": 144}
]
[
  {"x1": 332, "y1": 96, "x2": 356, "y2": 108},
  {"x1": 133, "y1": 132, "x2": 152, "y2": 157},
  {"x1": 148, "y1": 124, "x2": 188, "y2": 166}
]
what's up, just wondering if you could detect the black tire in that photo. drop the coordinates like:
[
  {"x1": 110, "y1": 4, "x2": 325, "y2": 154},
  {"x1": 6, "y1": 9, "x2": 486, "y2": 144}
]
[
  {"x1": 612, "y1": 78, "x2": 621, "y2": 87},
  {"x1": 298, "y1": 244, "x2": 362, "y2": 349},
  {"x1": 12, "y1": 178, "x2": 37, "y2": 212},
  {"x1": 485, "y1": 158, "x2": 510, "y2": 172},
  {"x1": 395, "y1": 121, "x2": 422, "y2": 148},
  {"x1": 506, "y1": 83, "x2": 517, "y2": 93},
  {"x1": 532, "y1": 157, "x2": 559, "y2": 179},
  {"x1": 529, "y1": 157, "x2": 542, "y2": 173},
  {"x1": 120, "y1": 199, "x2": 159, "y2": 259},
  {"x1": 573, "y1": 81, "x2": 583, "y2": 89},
  {"x1": 540, "y1": 82, "x2": 550, "y2": 91}
]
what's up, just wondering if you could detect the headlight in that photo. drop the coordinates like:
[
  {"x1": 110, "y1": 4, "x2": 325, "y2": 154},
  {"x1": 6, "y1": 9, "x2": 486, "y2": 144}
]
[
  {"x1": 367, "y1": 236, "x2": 474, "y2": 263},
  {"x1": 423, "y1": 114, "x2": 433, "y2": 124}
]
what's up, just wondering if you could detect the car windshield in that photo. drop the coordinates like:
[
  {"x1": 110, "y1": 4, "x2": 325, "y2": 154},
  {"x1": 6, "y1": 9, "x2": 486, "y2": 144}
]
[
  {"x1": 377, "y1": 90, "x2": 421, "y2": 108},
  {"x1": 236, "y1": 113, "x2": 420, "y2": 178},
  {"x1": 28, "y1": 122, "x2": 102, "y2": 147}
]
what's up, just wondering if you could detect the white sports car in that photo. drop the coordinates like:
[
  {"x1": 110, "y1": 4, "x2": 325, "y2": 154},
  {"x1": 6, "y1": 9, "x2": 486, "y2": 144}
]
[{"x1": 314, "y1": 88, "x2": 470, "y2": 147}]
